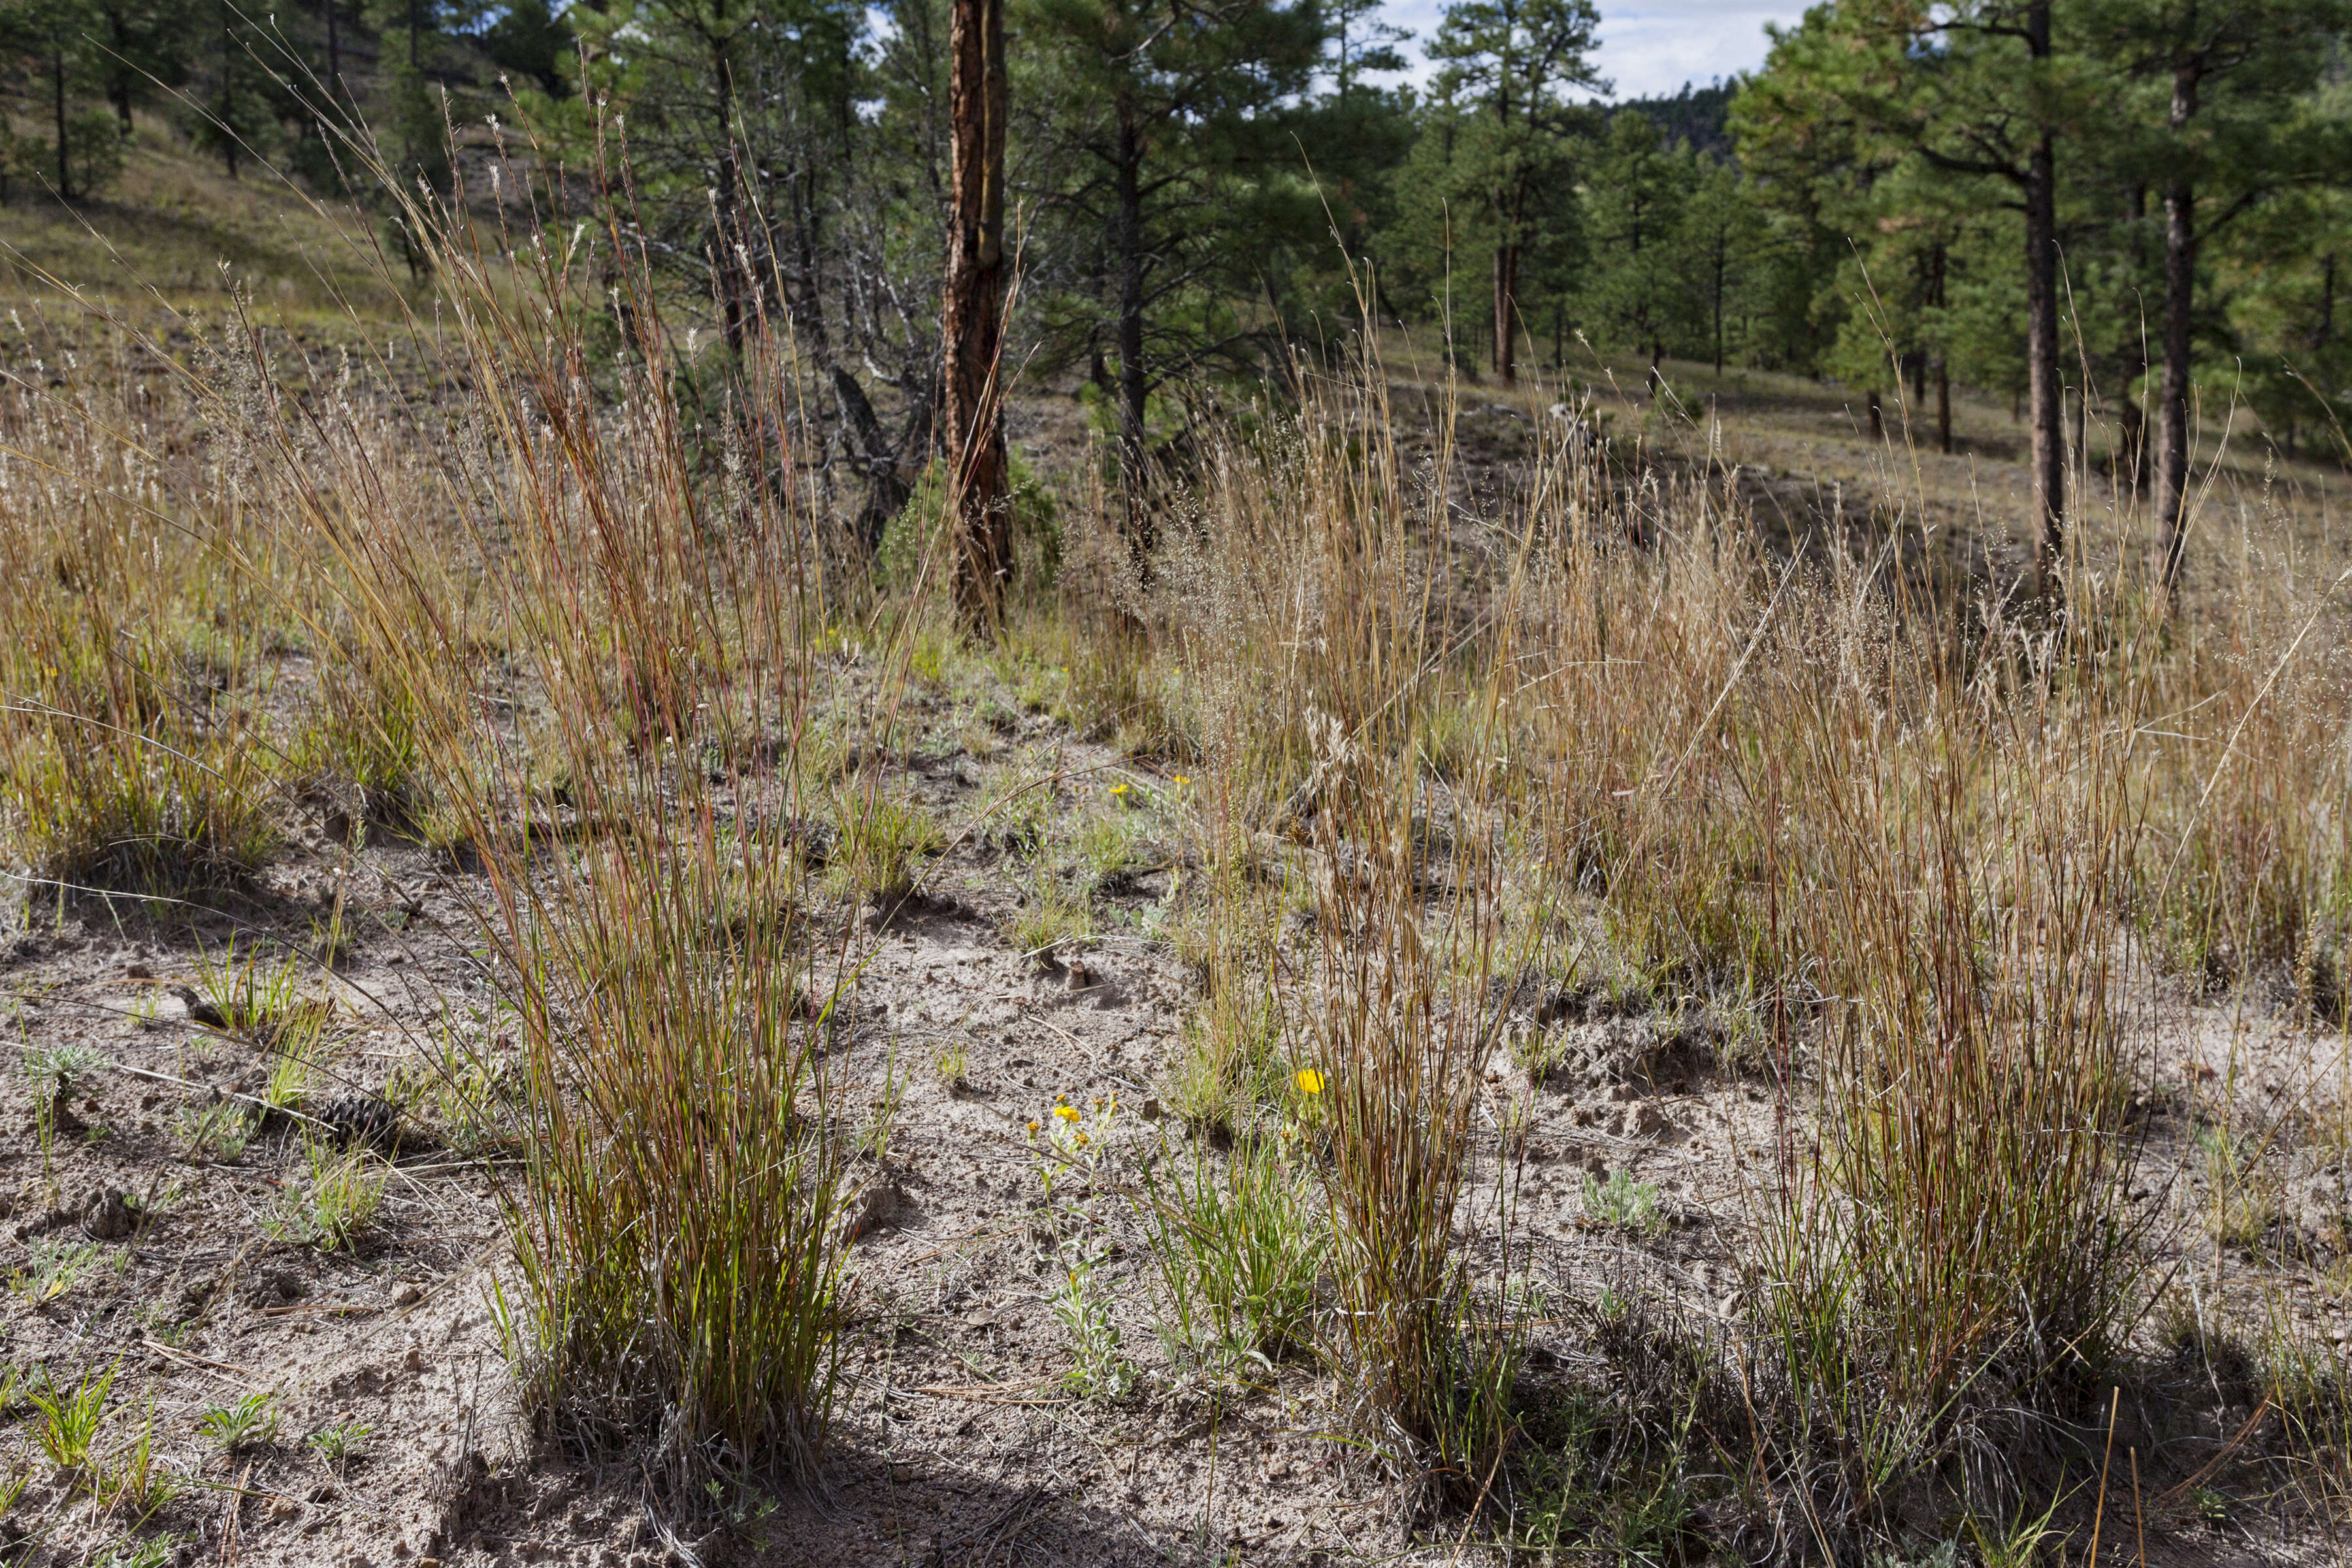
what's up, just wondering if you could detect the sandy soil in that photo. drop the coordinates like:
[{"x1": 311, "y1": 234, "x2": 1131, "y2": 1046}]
[{"x1": 3, "y1": 645, "x2": 2349, "y2": 1568}]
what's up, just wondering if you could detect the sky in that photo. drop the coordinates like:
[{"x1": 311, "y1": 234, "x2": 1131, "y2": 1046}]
[{"x1": 1377, "y1": 0, "x2": 1805, "y2": 101}]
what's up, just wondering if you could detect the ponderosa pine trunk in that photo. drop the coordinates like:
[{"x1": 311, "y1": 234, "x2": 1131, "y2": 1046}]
[
  {"x1": 1113, "y1": 95, "x2": 1148, "y2": 497},
  {"x1": 711, "y1": 0, "x2": 747, "y2": 354},
  {"x1": 52, "y1": 49, "x2": 71, "y2": 199},
  {"x1": 108, "y1": 7, "x2": 134, "y2": 131},
  {"x1": 943, "y1": 0, "x2": 1010, "y2": 626},
  {"x1": 2025, "y1": 127, "x2": 2065, "y2": 596},
  {"x1": 2019, "y1": 0, "x2": 2065, "y2": 598},
  {"x1": 2157, "y1": 63, "x2": 2201, "y2": 591},
  {"x1": 1492, "y1": 239, "x2": 1518, "y2": 385}
]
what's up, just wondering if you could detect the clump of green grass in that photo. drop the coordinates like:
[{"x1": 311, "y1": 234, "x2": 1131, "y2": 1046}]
[
  {"x1": 1581, "y1": 1169, "x2": 1663, "y2": 1235},
  {"x1": 274, "y1": 1143, "x2": 387, "y2": 1251},
  {"x1": 13, "y1": 1238, "x2": 106, "y2": 1305},
  {"x1": 1136, "y1": 1128, "x2": 1325, "y2": 1371},
  {"x1": 195, "y1": 1390, "x2": 278, "y2": 1452},
  {"x1": 0, "y1": 466, "x2": 282, "y2": 894},
  {"x1": 1743, "y1": 585, "x2": 2147, "y2": 1526},
  {"x1": 95, "y1": 1403, "x2": 184, "y2": 1518},
  {"x1": 267, "y1": 161, "x2": 872, "y2": 1494},
  {"x1": 186, "y1": 936, "x2": 329, "y2": 1049},
  {"x1": 291, "y1": 657, "x2": 429, "y2": 838},
  {"x1": 0, "y1": 732, "x2": 280, "y2": 895},
  {"x1": 173, "y1": 1102, "x2": 253, "y2": 1164},
  {"x1": 28, "y1": 1362, "x2": 116, "y2": 1470},
  {"x1": 1004, "y1": 872, "x2": 1094, "y2": 964},
  {"x1": 1073, "y1": 811, "x2": 1140, "y2": 887},
  {"x1": 831, "y1": 790, "x2": 945, "y2": 910},
  {"x1": 1164, "y1": 975, "x2": 1285, "y2": 1132}
]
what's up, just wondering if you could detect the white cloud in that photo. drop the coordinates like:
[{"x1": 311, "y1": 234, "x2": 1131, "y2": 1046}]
[
  {"x1": 1371, "y1": 0, "x2": 1801, "y2": 102},
  {"x1": 1592, "y1": 2, "x2": 1796, "y2": 97}
]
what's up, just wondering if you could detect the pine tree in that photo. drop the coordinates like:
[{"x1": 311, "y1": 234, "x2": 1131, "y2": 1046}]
[
  {"x1": 1735, "y1": 0, "x2": 2092, "y2": 596},
  {"x1": 1580, "y1": 114, "x2": 1690, "y2": 385},
  {"x1": 1021, "y1": 0, "x2": 1326, "y2": 480},
  {"x1": 2082, "y1": 0, "x2": 2352, "y2": 587},
  {"x1": 1, "y1": 0, "x2": 130, "y2": 200},
  {"x1": 1423, "y1": 0, "x2": 1603, "y2": 384}
]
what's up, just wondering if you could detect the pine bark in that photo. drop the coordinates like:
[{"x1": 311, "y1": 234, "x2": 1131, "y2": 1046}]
[
  {"x1": 1113, "y1": 95, "x2": 1148, "y2": 487},
  {"x1": 2157, "y1": 63, "x2": 2201, "y2": 590},
  {"x1": 1492, "y1": 241, "x2": 1518, "y2": 385},
  {"x1": 944, "y1": 0, "x2": 1011, "y2": 624},
  {"x1": 2025, "y1": 128, "x2": 2065, "y2": 595},
  {"x1": 53, "y1": 49, "x2": 72, "y2": 199},
  {"x1": 2022, "y1": 0, "x2": 2065, "y2": 597}
]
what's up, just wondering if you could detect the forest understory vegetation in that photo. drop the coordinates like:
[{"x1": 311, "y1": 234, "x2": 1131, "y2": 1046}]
[{"x1": 8, "y1": 140, "x2": 2352, "y2": 1568}]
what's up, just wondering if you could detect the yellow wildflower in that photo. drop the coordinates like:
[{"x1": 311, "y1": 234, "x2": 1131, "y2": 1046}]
[
  {"x1": 1054, "y1": 1104, "x2": 1082, "y2": 1123},
  {"x1": 1295, "y1": 1068, "x2": 1326, "y2": 1096}
]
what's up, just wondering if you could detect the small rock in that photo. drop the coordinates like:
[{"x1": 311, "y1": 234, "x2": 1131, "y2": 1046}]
[
  {"x1": 84, "y1": 1189, "x2": 136, "y2": 1241},
  {"x1": 393, "y1": 1282, "x2": 425, "y2": 1308},
  {"x1": 841, "y1": 1180, "x2": 904, "y2": 1243},
  {"x1": 171, "y1": 985, "x2": 228, "y2": 1028},
  {"x1": 249, "y1": 1268, "x2": 306, "y2": 1304}
]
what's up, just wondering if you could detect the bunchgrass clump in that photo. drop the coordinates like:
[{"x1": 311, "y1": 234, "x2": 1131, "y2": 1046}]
[
  {"x1": 275, "y1": 1142, "x2": 388, "y2": 1252},
  {"x1": 195, "y1": 1391, "x2": 278, "y2": 1452},
  {"x1": 272, "y1": 157, "x2": 874, "y2": 1492},
  {"x1": 1136, "y1": 1128, "x2": 1325, "y2": 1371},
  {"x1": 832, "y1": 790, "x2": 945, "y2": 911},
  {"x1": 29, "y1": 1362, "x2": 116, "y2": 1470}
]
